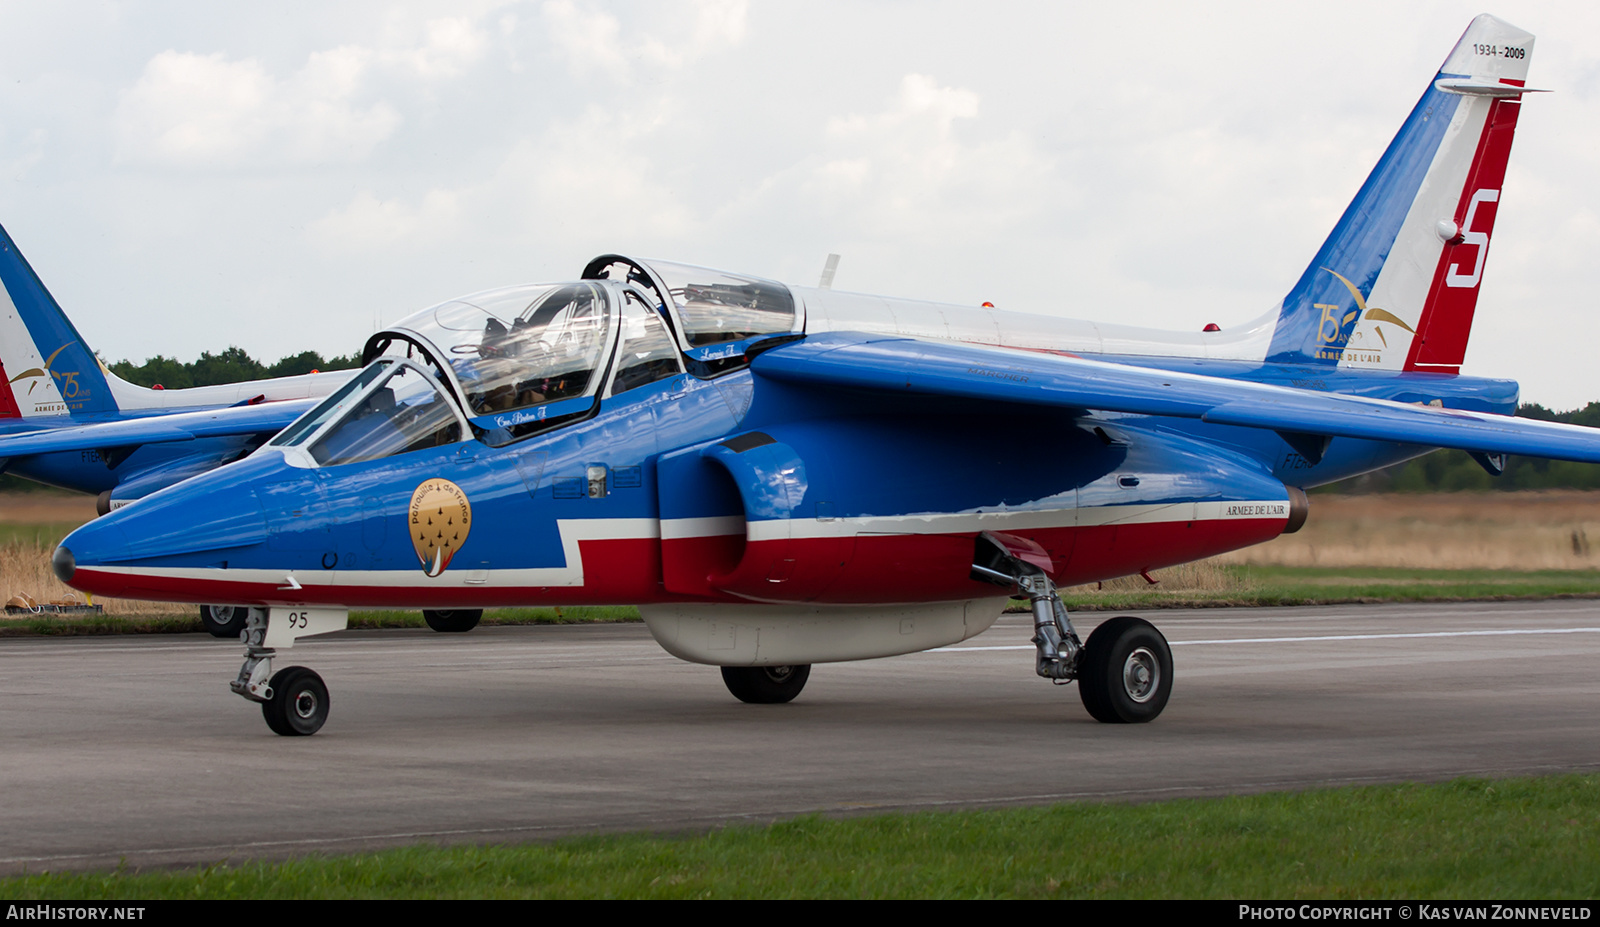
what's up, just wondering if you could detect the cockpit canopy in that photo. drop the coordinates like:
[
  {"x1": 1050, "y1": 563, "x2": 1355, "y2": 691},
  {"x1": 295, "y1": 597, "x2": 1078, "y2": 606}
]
[
  {"x1": 582, "y1": 256, "x2": 800, "y2": 353},
  {"x1": 414, "y1": 282, "x2": 611, "y2": 421},
  {"x1": 275, "y1": 255, "x2": 802, "y2": 466}
]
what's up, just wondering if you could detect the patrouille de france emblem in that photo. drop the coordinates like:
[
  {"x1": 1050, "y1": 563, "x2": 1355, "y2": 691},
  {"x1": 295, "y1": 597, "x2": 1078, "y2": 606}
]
[{"x1": 409, "y1": 478, "x2": 472, "y2": 577}]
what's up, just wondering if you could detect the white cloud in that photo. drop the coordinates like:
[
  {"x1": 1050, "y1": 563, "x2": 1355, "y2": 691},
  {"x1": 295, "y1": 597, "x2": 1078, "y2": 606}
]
[
  {"x1": 540, "y1": 1, "x2": 628, "y2": 81},
  {"x1": 800, "y1": 74, "x2": 1059, "y2": 238},
  {"x1": 115, "y1": 49, "x2": 396, "y2": 168},
  {"x1": 541, "y1": 0, "x2": 747, "y2": 82},
  {"x1": 687, "y1": 0, "x2": 747, "y2": 49},
  {"x1": 113, "y1": 17, "x2": 489, "y2": 169},
  {"x1": 308, "y1": 101, "x2": 695, "y2": 256},
  {"x1": 391, "y1": 17, "x2": 489, "y2": 79},
  {"x1": 307, "y1": 189, "x2": 463, "y2": 252}
]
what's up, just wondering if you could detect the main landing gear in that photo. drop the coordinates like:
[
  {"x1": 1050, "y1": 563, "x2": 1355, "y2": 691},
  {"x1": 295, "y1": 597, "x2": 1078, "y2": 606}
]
[
  {"x1": 1076, "y1": 615, "x2": 1172, "y2": 724},
  {"x1": 721, "y1": 664, "x2": 811, "y2": 703},
  {"x1": 971, "y1": 532, "x2": 1173, "y2": 723},
  {"x1": 200, "y1": 604, "x2": 248, "y2": 639},
  {"x1": 423, "y1": 608, "x2": 482, "y2": 632}
]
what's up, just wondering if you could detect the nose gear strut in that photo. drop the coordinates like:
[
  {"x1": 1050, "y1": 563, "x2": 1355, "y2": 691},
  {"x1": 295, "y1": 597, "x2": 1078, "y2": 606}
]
[
  {"x1": 970, "y1": 531, "x2": 1081, "y2": 683},
  {"x1": 230, "y1": 608, "x2": 276, "y2": 702}
]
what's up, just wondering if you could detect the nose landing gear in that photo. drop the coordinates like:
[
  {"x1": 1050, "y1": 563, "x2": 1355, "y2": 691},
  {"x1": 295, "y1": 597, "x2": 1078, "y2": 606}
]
[
  {"x1": 229, "y1": 606, "x2": 348, "y2": 736},
  {"x1": 261, "y1": 666, "x2": 330, "y2": 736}
]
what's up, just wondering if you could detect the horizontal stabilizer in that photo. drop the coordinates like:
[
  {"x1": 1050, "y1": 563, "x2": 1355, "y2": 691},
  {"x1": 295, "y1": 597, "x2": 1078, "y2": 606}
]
[{"x1": 1434, "y1": 77, "x2": 1546, "y2": 97}]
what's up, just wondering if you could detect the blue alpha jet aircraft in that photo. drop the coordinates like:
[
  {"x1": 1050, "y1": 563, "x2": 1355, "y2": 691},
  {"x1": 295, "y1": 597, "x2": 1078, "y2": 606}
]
[
  {"x1": 0, "y1": 222, "x2": 356, "y2": 635},
  {"x1": 52, "y1": 15, "x2": 1600, "y2": 736}
]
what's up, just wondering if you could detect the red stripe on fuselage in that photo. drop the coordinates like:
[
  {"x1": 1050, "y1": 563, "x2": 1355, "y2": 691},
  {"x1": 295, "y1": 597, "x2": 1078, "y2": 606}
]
[{"x1": 70, "y1": 516, "x2": 1286, "y2": 607}]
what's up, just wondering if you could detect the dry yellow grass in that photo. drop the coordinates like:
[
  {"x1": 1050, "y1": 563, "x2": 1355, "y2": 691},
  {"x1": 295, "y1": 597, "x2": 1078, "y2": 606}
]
[
  {"x1": 1065, "y1": 560, "x2": 1239, "y2": 596},
  {"x1": 1217, "y1": 490, "x2": 1600, "y2": 570},
  {"x1": 0, "y1": 492, "x2": 97, "y2": 525},
  {"x1": 0, "y1": 492, "x2": 181, "y2": 617}
]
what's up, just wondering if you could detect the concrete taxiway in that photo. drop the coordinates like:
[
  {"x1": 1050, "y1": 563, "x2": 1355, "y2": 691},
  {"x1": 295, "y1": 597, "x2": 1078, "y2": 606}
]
[{"x1": 3, "y1": 599, "x2": 1599, "y2": 874}]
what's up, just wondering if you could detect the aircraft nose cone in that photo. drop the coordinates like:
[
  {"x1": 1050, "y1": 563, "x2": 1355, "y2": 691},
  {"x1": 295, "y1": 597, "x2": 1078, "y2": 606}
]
[
  {"x1": 58, "y1": 450, "x2": 287, "y2": 600},
  {"x1": 51, "y1": 545, "x2": 74, "y2": 583},
  {"x1": 56, "y1": 515, "x2": 133, "y2": 591}
]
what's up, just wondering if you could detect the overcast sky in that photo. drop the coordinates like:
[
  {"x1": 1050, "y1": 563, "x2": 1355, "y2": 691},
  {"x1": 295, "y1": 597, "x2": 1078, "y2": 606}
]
[{"x1": 2, "y1": 1, "x2": 1598, "y2": 406}]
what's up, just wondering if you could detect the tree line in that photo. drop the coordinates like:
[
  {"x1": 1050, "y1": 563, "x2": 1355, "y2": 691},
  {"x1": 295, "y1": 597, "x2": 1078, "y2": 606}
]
[
  {"x1": 1332, "y1": 403, "x2": 1600, "y2": 494},
  {"x1": 108, "y1": 347, "x2": 362, "y2": 390}
]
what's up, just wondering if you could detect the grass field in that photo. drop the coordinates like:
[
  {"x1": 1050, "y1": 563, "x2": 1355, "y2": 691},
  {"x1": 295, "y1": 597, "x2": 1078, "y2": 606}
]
[
  {"x1": 4, "y1": 775, "x2": 1597, "y2": 899},
  {"x1": 1220, "y1": 491, "x2": 1600, "y2": 571}
]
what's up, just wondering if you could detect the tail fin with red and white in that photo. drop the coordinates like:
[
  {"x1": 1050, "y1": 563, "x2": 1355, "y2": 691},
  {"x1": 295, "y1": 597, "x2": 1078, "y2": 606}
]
[
  {"x1": 1267, "y1": 14, "x2": 1537, "y2": 374},
  {"x1": 0, "y1": 222, "x2": 118, "y2": 419}
]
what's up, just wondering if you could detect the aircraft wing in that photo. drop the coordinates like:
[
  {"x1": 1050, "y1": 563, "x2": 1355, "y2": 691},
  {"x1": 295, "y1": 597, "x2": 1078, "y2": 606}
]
[
  {"x1": 751, "y1": 333, "x2": 1600, "y2": 464},
  {"x1": 0, "y1": 399, "x2": 319, "y2": 459}
]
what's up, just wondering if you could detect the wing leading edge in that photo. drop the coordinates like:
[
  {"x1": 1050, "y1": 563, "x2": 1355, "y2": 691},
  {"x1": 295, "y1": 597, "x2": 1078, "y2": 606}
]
[{"x1": 751, "y1": 333, "x2": 1600, "y2": 465}]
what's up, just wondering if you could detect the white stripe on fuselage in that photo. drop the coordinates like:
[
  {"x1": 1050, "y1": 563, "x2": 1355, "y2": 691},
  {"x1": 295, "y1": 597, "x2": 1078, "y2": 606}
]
[
  {"x1": 82, "y1": 500, "x2": 1287, "y2": 591},
  {"x1": 735, "y1": 499, "x2": 1289, "y2": 543}
]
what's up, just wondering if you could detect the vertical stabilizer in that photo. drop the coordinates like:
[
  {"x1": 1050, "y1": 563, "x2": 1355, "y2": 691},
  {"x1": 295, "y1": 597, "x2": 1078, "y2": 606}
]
[
  {"x1": 1266, "y1": 14, "x2": 1535, "y2": 373},
  {"x1": 0, "y1": 223, "x2": 116, "y2": 417}
]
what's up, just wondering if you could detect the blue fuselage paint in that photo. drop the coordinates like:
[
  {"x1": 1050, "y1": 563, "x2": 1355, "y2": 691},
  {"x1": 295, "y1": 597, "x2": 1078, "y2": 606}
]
[{"x1": 58, "y1": 338, "x2": 1521, "y2": 607}]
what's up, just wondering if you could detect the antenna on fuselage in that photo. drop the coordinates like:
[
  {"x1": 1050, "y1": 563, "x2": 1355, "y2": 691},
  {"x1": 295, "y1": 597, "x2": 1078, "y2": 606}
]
[{"x1": 818, "y1": 253, "x2": 840, "y2": 289}]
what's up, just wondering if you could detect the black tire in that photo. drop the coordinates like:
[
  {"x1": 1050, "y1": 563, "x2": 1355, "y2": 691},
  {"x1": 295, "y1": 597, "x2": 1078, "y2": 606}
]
[
  {"x1": 721, "y1": 664, "x2": 811, "y2": 704},
  {"x1": 1077, "y1": 616, "x2": 1172, "y2": 724},
  {"x1": 261, "y1": 666, "x2": 330, "y2": 736},
  {"x1": 423, "y1": 609, "x2": 482, "y2": 633},
  {"x1": 200, "y1": 605, "x2": 248, "y2": 639}
]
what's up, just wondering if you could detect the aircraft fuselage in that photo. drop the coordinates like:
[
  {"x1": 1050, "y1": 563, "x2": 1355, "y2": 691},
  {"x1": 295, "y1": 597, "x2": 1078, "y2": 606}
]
[{"x1": 58, "y1": 342, "x2": 1513, "y2": 611}]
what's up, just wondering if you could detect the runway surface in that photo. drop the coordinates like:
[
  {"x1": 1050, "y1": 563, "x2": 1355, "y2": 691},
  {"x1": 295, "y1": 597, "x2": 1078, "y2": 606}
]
[{"x1": 4, "y1": 600, "x2": 1600, "y2": 874}]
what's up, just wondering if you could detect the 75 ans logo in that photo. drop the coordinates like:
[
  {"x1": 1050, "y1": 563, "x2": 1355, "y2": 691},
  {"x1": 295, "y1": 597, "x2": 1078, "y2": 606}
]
[{"x1": 8, "y1": 343, "x2": 87, "y2": 401}]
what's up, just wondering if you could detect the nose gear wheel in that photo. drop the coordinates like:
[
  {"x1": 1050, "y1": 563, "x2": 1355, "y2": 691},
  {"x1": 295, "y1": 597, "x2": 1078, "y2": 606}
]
[{"x1": 261, "y1": 666, "x2": 331, "y2": 736}]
